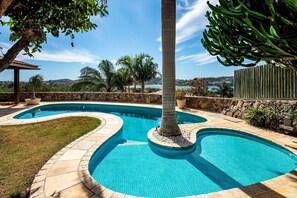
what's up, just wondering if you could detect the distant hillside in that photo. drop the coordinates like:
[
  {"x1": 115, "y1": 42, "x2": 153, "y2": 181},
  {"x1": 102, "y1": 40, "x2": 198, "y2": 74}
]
[
  {"x1": 147, "y1": 76, "x2": 233, "y2": 85},
  {"x1": 45, "y1": 79, "x2": 75, "y2": 85},
  {"x1": 205, "y1": 76, "x2": 233, "y2": 85},
  {"x1": 147, "y1": 77, "x2": 162, "y2": 85},
  {"x1": 44, "y1": 76, "x2": 234, "y2": 86}
]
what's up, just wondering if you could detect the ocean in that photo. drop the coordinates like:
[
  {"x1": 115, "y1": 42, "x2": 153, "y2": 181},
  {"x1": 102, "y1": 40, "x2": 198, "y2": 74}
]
[{"x1": 131, "y1": 85, "x2": 219, "y2": 91}]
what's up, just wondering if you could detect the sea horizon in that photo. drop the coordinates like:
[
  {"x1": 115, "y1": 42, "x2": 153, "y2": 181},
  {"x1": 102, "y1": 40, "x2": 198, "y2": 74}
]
[{"x1": 131, "y1": 84, "x2": 219, "y2": 91}]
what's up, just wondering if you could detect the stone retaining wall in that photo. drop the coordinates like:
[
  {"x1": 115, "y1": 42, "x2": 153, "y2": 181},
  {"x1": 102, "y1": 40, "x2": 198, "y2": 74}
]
[
  {"x1": 186, "y1": 96, "x2": 296, "y2": 119},
  {"x1": 1, "y1": 92, "x2": 296, "y2": 130},
  {"x1": 0, "y1": 92, "x2": 162, "y2": 104}
]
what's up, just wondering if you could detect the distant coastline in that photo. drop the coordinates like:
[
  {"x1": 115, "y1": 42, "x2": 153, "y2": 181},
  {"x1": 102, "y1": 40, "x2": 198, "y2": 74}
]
[{"x1": 132, "y1": 84, "x2": 219, "y2": 91}]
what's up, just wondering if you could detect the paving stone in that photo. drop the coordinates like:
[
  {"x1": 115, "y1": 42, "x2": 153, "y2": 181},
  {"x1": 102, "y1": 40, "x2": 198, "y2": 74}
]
[
  {"x1": 99, "y1": 188, "x2": 115, "y2": 197},
  {"x1": 58, "y1": 150, "x2": 87, "y2": 161},
  {"x1": 252, "y1": 182, "x2": 297, "y2": 198},
  {"x1": 90, "y1": 184, "x2": 106, "y2": 195},
  {"x1": 56, "y1": 183, "x2": 93, "y2": 198},
  {"x1": 223, "y1": 188, "x2": 248, "y2": 198},
  {"x1": 44, "y1": 172, "x2": 81, "y2": 197},
  {"x1": 110, "y1": 192, "x2": 126, "y2": 198},
  {"x1": 72, "y1": 140, "x2": 97, "y2": 150},
  {"x1": 47, "y1": 160, "x2": 80, "y2": 177}
]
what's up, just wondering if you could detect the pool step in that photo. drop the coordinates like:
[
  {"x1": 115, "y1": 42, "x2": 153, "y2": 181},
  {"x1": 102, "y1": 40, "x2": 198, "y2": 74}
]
[{"x1": 117, "y1": 140, "x2": 148, "y2": 146}]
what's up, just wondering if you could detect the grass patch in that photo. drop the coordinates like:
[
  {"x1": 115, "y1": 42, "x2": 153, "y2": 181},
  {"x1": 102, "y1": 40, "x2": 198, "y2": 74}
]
[{"x1": 0, "y1": 117, "x2": 101, "y2": 198}]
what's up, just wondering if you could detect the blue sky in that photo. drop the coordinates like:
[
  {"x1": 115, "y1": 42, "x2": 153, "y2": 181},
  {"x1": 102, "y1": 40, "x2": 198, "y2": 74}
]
[{"x1": 0, "y1": 0, "x2": 244, "y2": 81}]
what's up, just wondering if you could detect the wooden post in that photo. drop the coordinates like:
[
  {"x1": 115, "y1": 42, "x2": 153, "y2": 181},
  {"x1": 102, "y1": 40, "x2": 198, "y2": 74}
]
[{"x1": 14, "y1": 69, "x2": 20, "y2": 105}]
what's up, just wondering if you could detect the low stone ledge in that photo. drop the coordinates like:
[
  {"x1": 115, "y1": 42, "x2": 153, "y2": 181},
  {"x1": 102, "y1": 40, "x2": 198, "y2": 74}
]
[{"x1": 147, "y1": 127, "x2": 196, "y2": 149}]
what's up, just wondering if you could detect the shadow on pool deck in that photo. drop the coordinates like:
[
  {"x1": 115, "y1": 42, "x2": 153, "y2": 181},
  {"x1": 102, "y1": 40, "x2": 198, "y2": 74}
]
[{"x1": 0, "y1": 105, "x2": 28, "y2": 118}]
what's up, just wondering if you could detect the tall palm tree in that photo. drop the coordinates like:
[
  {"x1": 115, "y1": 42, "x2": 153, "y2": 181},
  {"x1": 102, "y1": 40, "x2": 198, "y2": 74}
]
[
  {"x1": 29, "y1": 74, "x2": 43, "y2": 99},
  {"x1": 158, "y1": 0, "x2": 181, "y2": 136},
  {"x1": 98, "y1": 60, "x2": 116, "y2": 92},
  {"x1": 135, "y1": 53, "x2": 158, "y2": 92},
  {"x1": 114, "y1": 67, "x2": 134, "y2": 92},
  {"x1": 117, "y1": 53, "x2": 158, "y2": 93},
  {"x1": 116, "y1": 55, "x2": 137, "y2": 91},
  {"x1": 214, "y1": 81, "x2": 234, "y2": 98},
  {"x1": 73, "y1": 60, "x2": 117, "y2": 92}
]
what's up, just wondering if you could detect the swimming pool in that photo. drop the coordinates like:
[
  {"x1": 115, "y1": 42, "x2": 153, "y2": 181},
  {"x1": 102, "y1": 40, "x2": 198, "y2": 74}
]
[
  {"x1": 14, "y1": 103, "x2": 206, "y2": 142},
  {"x1": 15, "y1": 104, "x2": 297, "y2": 197}
]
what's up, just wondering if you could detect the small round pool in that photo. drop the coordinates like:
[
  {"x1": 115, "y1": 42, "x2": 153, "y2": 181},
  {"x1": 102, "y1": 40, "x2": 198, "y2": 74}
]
[
  {"x1": 89, "y1": 129, "x2": 297, "y2": 197},
  {"x1": 15, "y1": 104, "x2": 297, "y2": 197}
]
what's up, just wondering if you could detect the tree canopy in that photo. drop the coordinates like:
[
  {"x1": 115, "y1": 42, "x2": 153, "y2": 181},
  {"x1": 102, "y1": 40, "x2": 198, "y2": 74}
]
[
  {"x1": 214, "y1": 81, "x2": 233, "y2": 98},
  {"x1": 0, "y1": 0, "x2": 108, "y2": 72},
  {"x1": 202, "y1": 0, "x2": 297, "y2": 70},
  {"x1": 187, "y1": 78, "x2": 209, "y2": 96},
  {"x1": 29, "y1": 74, "x2": 44, "y2": 98},
  {"x1": 73, "y1": 60, "x2": 120, "y2": 92},
  {"x1": 117, "y1": 53, "x2": 159, "y2": 93},
  {"x1": 114, "y1": 68, "x2": 134, "y2": 92}
]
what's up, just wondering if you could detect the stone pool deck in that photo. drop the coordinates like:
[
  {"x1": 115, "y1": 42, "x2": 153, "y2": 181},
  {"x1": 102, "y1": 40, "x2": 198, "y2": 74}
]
[{"x1": 1, "y1": 101, "x2": 297, "y2": 198}]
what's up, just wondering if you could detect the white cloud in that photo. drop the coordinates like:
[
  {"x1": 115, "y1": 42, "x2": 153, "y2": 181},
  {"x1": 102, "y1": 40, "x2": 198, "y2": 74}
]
[
  {"x1": 157, "y1": 0, "x2": 218, "y2": 46},
  {"x1": 176, "y1": 0, "x2": 218, "y2": 44},
  {"x1": 25, "y1": 49, "x2": 99, "y2": 64},
  {"x1": 175, "y1": 47, "x2": 183, "y2": 53},
  {"x1": 183, "y1": 0, "x2": 190, "y2": 7},
  {"x1": 0, "y1": 42, "x2": 99, "y2": 64},
  {"x1": 177, "y1": 0, "x2": 191, "y2": 10},
  {"x1": 111, "y1": 59, "x2": 117, "y2": 65},
  {"x1": 177, "y1": 51, "x2": 217, "y2": 65},
  {"x1": 159, "y1": 46, "x2": 162, "y2": 52}
]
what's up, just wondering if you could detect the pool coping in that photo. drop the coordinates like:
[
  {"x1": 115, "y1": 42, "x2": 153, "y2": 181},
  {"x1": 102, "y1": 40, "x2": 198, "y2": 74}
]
[{"x1": 1, "y1": 101, "x2": 297, "y2": 198}]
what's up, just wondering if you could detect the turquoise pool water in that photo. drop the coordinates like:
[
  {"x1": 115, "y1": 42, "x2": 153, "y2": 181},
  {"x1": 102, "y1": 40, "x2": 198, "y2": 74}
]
[
  {"x1": 89, "y1": 128, "x2": 297, "y2": 197},
  {"x1": 15, "y1": 104, "x2": 297, "y2": 197},
  {"x1": 14, "y1": 103, "x2": 206, "y2": 142}
]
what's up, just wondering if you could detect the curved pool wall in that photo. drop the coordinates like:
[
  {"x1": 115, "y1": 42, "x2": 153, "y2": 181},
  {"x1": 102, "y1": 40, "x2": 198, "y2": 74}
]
[
  {"x1": 89, "y1": 128, "x2": 297, "y2": 197},
  {"x1": 148, "y1": 138, "x2": 197, "y2": 158}
]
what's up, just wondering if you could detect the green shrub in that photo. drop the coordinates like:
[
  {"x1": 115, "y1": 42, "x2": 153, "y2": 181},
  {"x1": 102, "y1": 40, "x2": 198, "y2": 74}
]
[
  {"x1": 264, "y1": 106, "x2": 281, "y2": 129},
  {"x1": 244, "y1": 106, "x2": 281, "y2": 129},
  {"x1": 244, "y1": 108, "x2": 267, "y2": 127}
]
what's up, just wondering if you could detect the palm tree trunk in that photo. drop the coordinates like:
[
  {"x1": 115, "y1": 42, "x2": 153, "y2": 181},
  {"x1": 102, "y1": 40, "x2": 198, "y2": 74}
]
[
  {"x1": 32, "y1": 87, "x2": 36, "y2": 99},
  {"x1": 159, "y1": 0, "x2": 181, "y2": 136},
  {"x1": 141, "y1": 81, "x2": 145, "y2": 93}
]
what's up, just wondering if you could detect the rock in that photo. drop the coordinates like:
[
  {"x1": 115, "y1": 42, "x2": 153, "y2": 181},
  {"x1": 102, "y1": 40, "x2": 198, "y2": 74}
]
[
  {"x1": 279, "y1": 125, "x2": 294, "y2": 133},
  {"x1": 226, "y1": 112, "x2": 233, "y2": 117},
  {"x1": 237, "y1": 100, "x2": 244, "y2": 108},
  {"x1": 253, "y1": 101, "x2": 261, "y2": 109},
  {"x1": 234, "y1": 111, "x2": 242, "y2": 119}
]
